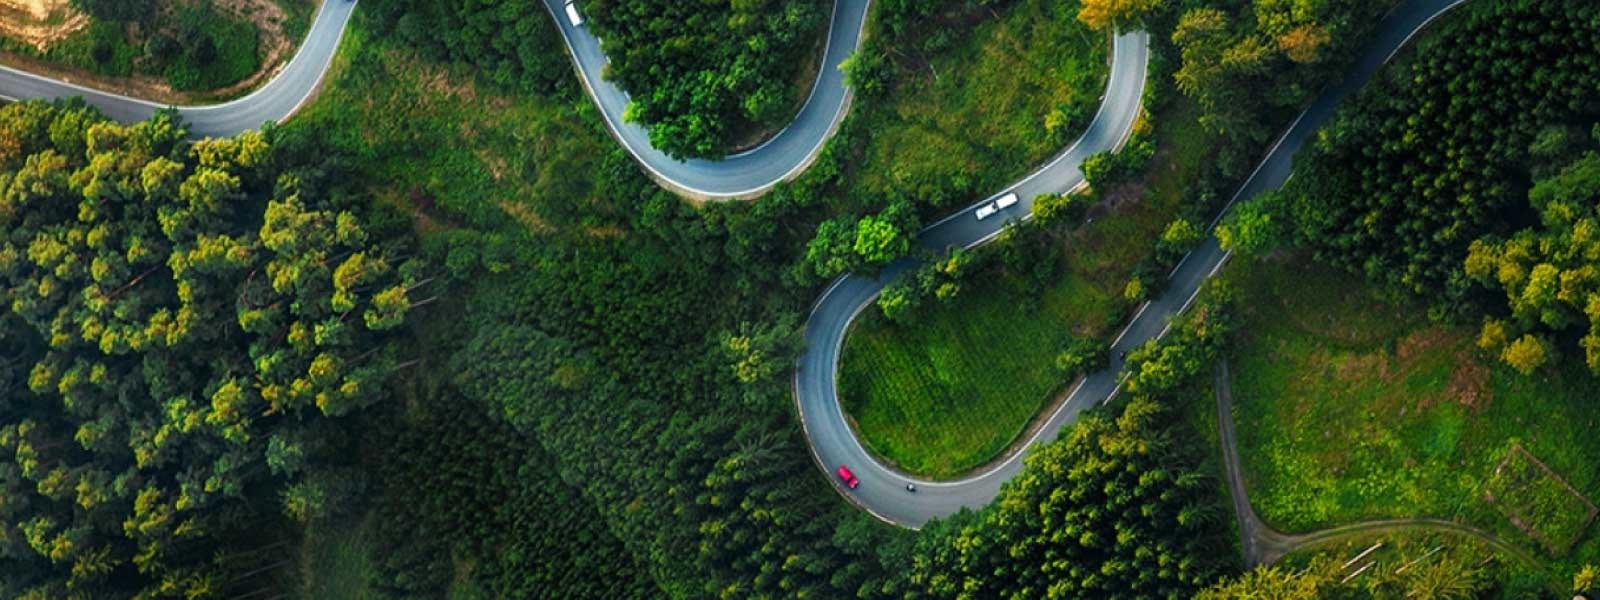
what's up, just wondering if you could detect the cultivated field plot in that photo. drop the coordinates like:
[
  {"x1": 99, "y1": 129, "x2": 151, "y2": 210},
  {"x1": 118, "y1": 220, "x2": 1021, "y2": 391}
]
[{"x1": 1484, "y1": 443, "x2": 1598, "y2": 555}]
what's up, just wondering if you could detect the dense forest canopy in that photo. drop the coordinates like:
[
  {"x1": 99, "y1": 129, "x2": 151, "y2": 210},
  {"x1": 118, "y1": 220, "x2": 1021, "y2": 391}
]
[
  {"x1": 365, "y1": 0, "x2": 571, "y2": 95},
  {"x1": 0, "y1": 101, "x2": 426, "y2": 597},
  {"x1": 1229, "y1": 0, "x2": 1600, "y2": 375},
  {"x1": 584, "y1": 0, "x2": 826, "y2": 159}
]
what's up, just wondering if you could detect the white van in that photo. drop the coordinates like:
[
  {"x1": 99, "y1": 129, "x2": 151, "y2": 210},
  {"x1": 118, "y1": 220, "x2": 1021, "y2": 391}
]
[
  {"x1": 565, "y1": 1, "x2": 584, "y2": 26},
  {"x1": 995, "y1": 192, "x2": 1018, "y2": 210}
]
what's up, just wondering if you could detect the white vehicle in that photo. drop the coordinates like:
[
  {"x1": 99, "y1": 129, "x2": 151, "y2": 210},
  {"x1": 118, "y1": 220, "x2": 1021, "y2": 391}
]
[
  {"x1": 975, "y1": 203, "x2": 998, "y2": 220},
  {"x1": 995, "y1": 192, "x2": 1019, "y2": 210},
  {"x1": 565, "y1": 1, "x2": 584, "y2": 26}
]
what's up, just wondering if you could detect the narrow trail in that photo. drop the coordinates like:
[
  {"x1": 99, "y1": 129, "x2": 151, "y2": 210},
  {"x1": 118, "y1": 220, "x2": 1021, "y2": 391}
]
[{"x1": 1211, "y1": 361, "x2": 1542, "y2": 569}]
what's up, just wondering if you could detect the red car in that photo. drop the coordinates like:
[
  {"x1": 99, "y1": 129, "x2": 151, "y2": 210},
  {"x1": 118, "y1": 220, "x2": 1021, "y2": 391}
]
[{"x1": 836, "y1": 465, "x2": 860, "y2": 489}]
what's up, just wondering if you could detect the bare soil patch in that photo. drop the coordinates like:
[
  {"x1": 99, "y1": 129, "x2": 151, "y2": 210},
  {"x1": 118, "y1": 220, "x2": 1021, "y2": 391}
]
[{"x1": 0, "y1": 0, "x2": 89, "y2": 50}]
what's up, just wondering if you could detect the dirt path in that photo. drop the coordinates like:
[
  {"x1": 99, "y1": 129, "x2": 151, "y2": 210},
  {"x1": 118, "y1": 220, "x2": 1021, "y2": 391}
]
[{"x1": 1212, "y1": 360, "x2": 1540, "y2": 569}]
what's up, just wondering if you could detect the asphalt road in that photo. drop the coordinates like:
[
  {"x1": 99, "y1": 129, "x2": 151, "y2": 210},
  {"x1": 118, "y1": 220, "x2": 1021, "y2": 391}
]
[
  {"x1": 0, "y1": 0, "x2": 356, "y2": 138},
  {"x1": 0, "y1": 0, "x2": 1476, "y2": 531},
  {"x1": 541, "y1": 0, "x2": 871, "y2": 198},
  {"x1": 794, "y1": 0, "x2": 1474, "y2": 528}
]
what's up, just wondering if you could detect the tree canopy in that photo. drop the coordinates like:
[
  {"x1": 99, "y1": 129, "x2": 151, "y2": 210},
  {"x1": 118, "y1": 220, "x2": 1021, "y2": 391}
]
[
  {"x1": 585, "y1": 0, "x2": 825, "y2": 158},
  {"x1": 0, "y1": 101, "x2": 424, "y2": 598}
]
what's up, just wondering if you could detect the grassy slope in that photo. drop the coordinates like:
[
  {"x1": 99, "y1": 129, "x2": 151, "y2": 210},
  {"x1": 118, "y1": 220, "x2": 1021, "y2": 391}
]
[
  {"x1": 843, "y1": 0, "x2": 1107, "y2": 213},
  {"x1": 838, "y1": 95, "x2": 1209, "y2": 478},
  {"x1": 1228, "y1": 255, "x2": 1600, "y2": 573},
  {"x1": 287, "y1": 11, "x2": 613, "y2": 233}
]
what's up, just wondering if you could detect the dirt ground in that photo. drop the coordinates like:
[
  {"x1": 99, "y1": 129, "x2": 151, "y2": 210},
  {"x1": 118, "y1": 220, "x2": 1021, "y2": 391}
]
[
  {"x1": 0, "y1": 0, "x2": 90, "y2": 50},
  {"x1": 0, "y1": 0, "x2": 313, "y2": 103}
]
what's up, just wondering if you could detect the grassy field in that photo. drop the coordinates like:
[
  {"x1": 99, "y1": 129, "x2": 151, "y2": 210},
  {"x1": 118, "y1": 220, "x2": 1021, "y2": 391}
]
[
  {"x1": 840, "y1": 270, "x2": 1120, "y2": 476},
  {"x1": 290, "y1": 518, "x2": 377, "y2": 600},
  {"x1": 840, "y1": 0, "x2": 1108, "y2": 213},
  {"x1": 286, "y1": 11, "x2": 614, "y2": 233},
  {"x1": 838, "y1": 96, "x2": 1214, "y2": 477},
  {"x1": 1227, "y1": 255, "x2": 1600, "y2": 573}
]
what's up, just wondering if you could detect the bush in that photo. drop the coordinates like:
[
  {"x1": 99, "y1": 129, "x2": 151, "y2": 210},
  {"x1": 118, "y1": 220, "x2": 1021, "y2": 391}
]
[
  {"x1": 1032, "y1": 191, "x2": 1093, "y2": 231},
  {"x1": 1155, "y1": 218, "x2": 1203, "y2": 265},
  {"x1": 159, "y1": 4, "x2": 260, "y2": 90},
  {"x1": 1055, "y1": 334, "x2": 1109, "y2": 378}
]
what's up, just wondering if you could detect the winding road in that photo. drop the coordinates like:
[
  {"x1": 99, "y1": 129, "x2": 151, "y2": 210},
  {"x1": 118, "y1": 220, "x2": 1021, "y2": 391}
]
[
  {"x1": 0, "y1": 0, "x2": 355, "y2": 138},
  {"x1": 0, "y1": 0, "x2": 1480, "y2": 531},
  {"x1": 540, "y1": 0, "x2": 871, "y2": 198},
  {"x1": 794, "y1": 0, "x2": 1475, "y2": 528}
]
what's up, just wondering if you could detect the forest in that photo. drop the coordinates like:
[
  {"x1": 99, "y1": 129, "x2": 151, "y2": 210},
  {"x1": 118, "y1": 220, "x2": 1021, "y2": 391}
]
[
  {"x1": 582, "y1": 0, "x2": 828, "y2": 159},
  {"x1": 1228, "y1": 0, "x2": 1600, "y2": 375},
  {"x1": 3, "y1": 0, "x2": 1599, "y2": 597},
  {"x1": 0, "y1": 101, "x2": 428, "y2": 596}
]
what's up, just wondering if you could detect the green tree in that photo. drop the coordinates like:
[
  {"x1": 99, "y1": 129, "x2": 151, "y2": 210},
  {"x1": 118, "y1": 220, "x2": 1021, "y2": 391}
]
[{"x1": 0, "y1": 102, "x2": 424, "y2": 596}]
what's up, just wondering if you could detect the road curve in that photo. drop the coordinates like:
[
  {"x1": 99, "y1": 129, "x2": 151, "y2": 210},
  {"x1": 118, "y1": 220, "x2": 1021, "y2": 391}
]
[
  {"x1": 0, "y1": 0, "x2": 356, "y2": 139},
  {"x1": 796, "y1": 0, "x2": 1473, "y2": 528},
  {"x1": 541, "y1": 0, "x2": 870, "y2": 199},
  {"x1": 794, "y1": 31, "x2": 1150, "y2": 527}
]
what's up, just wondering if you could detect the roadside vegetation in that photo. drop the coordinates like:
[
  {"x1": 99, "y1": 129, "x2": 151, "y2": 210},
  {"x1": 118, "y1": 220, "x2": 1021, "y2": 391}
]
[
  {"x1": 584, "y1": 0, "x2": 828, "y2": 159},
  {"x1": 834, "y1": 0, "x2": 1398, "y2": 478},
  {"x1": 0, "y1": 0, "x2": 315, "y2": 96},
  {"x1": 289, "y1": 10, "x2": 615, "y2": 232}
]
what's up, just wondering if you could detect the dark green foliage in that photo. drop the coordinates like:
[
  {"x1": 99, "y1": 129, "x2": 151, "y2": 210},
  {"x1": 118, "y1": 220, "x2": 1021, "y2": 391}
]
[
  {"x1": 1032, "y1": 191, "x2": 1093, "y2": 232},
  {"x1": 366, "y1": 0, "x2": 570, "y2": 95},
  {"x1": 1054, "y1": 333, "x2": 1108, "y2": 378},
  {"x1": 842, "y1": 45, "x2": 892, "y2": 100},
  {"x1": 1082, "y1": 133, "x2": 1156, "y2": 191},
  {"x1": 0, "y1": 102, "x2": 424, "y2": 597},
  {"x1": 428, "y1": 161, "x2": 899, "y2": 596},
  {"x1": 361, "y1": 395, "x2": 656, "y2": 599},
  {"x1": 801, "y1": 199, "x2": 920, "y2": 282},
  {"x1": 876, "y1": 248, "x2": 978, "y2": 323},
  {"x1": 584, "y1": 0, "x2": 825, "y2": 158},
  {"x1": 1125, "y1": 282, "x2": 1235, "y2": 396},
  {"x1": 42, "y1": 1, "x2": 260, "y2": 90},
  {"x1": 158, "y1": 4, "x2": 260, "y2": 91},
  {"x1": 900, "y1": 394, "x2": 1235, "y2": 598},
  {"x1": 21, "y1": 20, "x2": 138, "y2": 77},
  {"x1": 1276, "y1": 0, "x2": 1600, "y2": 309},
  {"x1": 1169, "y1": 0, "x2": 1392, "y2": 178},
  {"x1": 70, "y1": 0, "x2": 156, "y2": 23}
]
